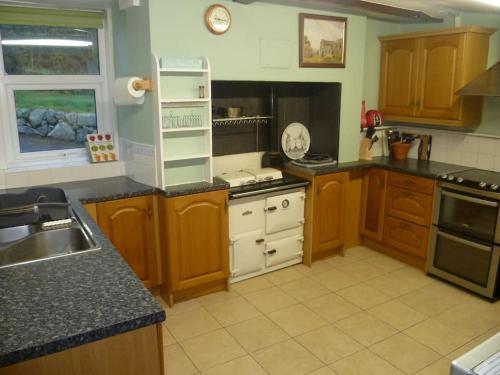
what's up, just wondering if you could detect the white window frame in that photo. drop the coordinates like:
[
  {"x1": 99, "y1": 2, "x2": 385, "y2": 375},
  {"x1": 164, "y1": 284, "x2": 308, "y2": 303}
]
[{"x1": 0, "y1": 16, "x2": 116, "y2": 170}]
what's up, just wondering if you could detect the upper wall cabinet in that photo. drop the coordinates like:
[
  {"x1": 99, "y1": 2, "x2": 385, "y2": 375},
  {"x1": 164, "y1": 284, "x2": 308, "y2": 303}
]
[{"x1": 379, "y1": 26, "x2": 495, "y2": 128}]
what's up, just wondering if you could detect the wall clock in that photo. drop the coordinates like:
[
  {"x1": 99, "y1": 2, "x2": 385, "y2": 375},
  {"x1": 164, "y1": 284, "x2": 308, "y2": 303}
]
[{"x1": 205, "y1": 4, "x2": 231, "y2": 35}]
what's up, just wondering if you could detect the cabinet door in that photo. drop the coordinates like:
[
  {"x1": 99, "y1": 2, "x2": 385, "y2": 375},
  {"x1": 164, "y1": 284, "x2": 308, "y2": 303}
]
[
  {"x1": 415, "y1": 34, "x2": 465, "y2": 120},
  {"x1": 360, "y1": 169, "x2": 387, "y2": 241},
  {"x1": 385, "y1": 186, "x2": 433, "y2": 226},
  {"x1": 379, "y1": 38, "x2": 418, "y2": 116},
  {"x1": 230, "y1": 230, "x2": 265, "y2": 279},
  {"x1": 166, "y1": 190, "x2": 229, "y2": 291},
  {"x1": 97, "y1": 196, "x2": 158, "y2": 288},
  {"x1": 313, "y1": 172, "x2": 348, "y2": 252},
  {"x1": 383, "y1": 216, "x2": 429, "y2": 259}
]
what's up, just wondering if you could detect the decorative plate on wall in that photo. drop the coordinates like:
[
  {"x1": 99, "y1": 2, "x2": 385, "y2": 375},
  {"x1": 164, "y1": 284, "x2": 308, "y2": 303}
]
[{"x1": 281, "y1": 122, "x2": 310, "y2": 160}]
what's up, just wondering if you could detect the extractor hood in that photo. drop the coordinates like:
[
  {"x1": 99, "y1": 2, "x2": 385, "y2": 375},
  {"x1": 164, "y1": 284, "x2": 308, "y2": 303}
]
[{"x1": 457, "y1": 61, "x2": 500, "y2": 97}]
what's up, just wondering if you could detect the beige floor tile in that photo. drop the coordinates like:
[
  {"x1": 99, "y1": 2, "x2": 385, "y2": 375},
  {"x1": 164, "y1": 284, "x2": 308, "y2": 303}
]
[
  {"x1": 226, "y1": 316, "x2": 289, "y2": 352},
  {"x1": 308, "y1": 367, "x2": 338, "y2": 374},
  {"x1": 435, "y1": 300, "x2": 500, "y2": 338},
  {"x1": 363, "y1": 253, "x2": 407, "y2": 272},
  {"x1": 370, "y1": 333, "x2": 441, "y2": 374},
  {"x1": 305, "y1": 293, "x2": 361, "y2": 323},
  {"x1": 336, "y1": 284, "x2": 392, "y2": 309},
  {"x1": 269, "y1": 304, "x2": 328, "y2": 337},
  {"x1": 332, "y1": 260, "x2": 387, "y2": 281},
  {"x1": 415, "y1": 358, "x2": 452, "y2": 375},
  {"x1": 164, "y1": 343, "x2": 198, "y2": 375},
  {"x1": 164, "y1": 298, "x2": 202, "y2": 316},
  {"x1": 167, "y1": 307, "x2": 221, "y2": 341},
  {"x1": 368, "y1": 300, "x2": 427, "y2": 330},
  {"x1": 404, "y1": 319, "x2": 474, "y2": 355},
  {"x1": 344, "y1": 246, "x2": 378, "y2": 259},
  {"x1": 294, "y1": 261, "x2": 335, "y2": 276},
  {"x1": 181, "y1": 329, "x2": 245, "y2": 370},
  {"x1": 325, "y1": 253, "x2": 362, "y2": 268},
  {"x1": 369, "y1": 273, "x2": 425, "y2": 297},
  {"x1": 202, "y1": 355, "x2": 266, "y2": 375},
  {"x1": 265, "y1": 267, "x2": 304, "y2": 285},
  {"x1": 330, "y1": 349, "x2": 404, "y2": 375},
  {"x1": 398, "y1": 283, "x2": 468, "y2": 316},
  {"x1": 231, "y1": 276, "x2": 273, "y2": 295},
  {"x1": 280, "y1": 277, "x2": 331, "y2": 302},
  {"x1": 311, "y1": 269, "x2": 359, "y2": 292},
  {"x1": 196, "y1": 290, "x2": 240, "y2": 306},
  {"x1": 296, "y1": 325, "x2": 363, "y2": 364},
  {"x1": 335, "y1": 312, "x2": 398, "y2": 347},
  {"x1": 162, "y1": 322, "x2": 176, "y2": 346},
  {"x1": 447, "y1": 325, "x2": 500, "y2": 359},
  {"x1": 390, "y1": 266, "x2": 434, "y2": 288},
  {"x1": 205, "y1": 296, "x2": 262, "y2": 327},
  {"x1": 252, "y1": 339, "x2": 323, "y2": 374},
  {"x1": 244, "y1": 286, "x2": 298, "y2": 314}
]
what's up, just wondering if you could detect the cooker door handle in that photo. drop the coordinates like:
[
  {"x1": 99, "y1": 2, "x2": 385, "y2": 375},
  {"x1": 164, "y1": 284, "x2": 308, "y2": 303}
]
[
  {"x1": 255, "y1": 238, "x2": 265, "y2": 244},
  {"x1": 265, "y1": 206, "x2": 277, "y2": 212},
  {"x1": 437, "y1": 231, "x2": 492, "y2": 252},
  {"x1": 442, "y1": 190, "x2": 499, "y2": 207},
  {"x1": 265, "y1": 249, "x2": 277, "y2": 255}
]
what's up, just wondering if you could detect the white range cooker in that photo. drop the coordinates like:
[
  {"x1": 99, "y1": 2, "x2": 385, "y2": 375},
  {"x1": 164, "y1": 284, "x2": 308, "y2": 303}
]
[{"x1": 219, "y1": 168, "x2": 308, "y2": 283}]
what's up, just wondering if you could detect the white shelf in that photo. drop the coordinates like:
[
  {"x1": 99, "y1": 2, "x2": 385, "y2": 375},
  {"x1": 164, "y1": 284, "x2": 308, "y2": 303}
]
[
  {"x1": 163, "y1": 153, "x2": 211, "y2": 162},
  {"x1": 161, "y1": 98, "x2": 210, "y2": 106},
  {"x1": 160, "y1": 68, "x2": 208, "y2": 73},
  {"x1": 162, "y1": 126, "x2": 210, "y2": 133}
]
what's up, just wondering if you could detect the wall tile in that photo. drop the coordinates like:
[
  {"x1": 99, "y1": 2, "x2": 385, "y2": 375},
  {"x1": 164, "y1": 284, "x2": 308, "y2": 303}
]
[
  {"x1": 460, "y1": 151, "x2": 478, "y2": 167},
  {"x1": 477, "y1": 154, "x2": 494, "y2": 171},
  {"x1": 5, "y1": 171, "x2": 30, "y2": 188},
  {"x1": 478, "y1": 137, "x2": 497, "y2": 156},
  {"x1": 462, "y1": 136, "x2": 480, "y2": 153},
  {"x1": 493, "y1": 156, "x2": 500, "y2": 172},
  {"x1": 28, "y1": 169, "x2": 54, "y2": 186}
]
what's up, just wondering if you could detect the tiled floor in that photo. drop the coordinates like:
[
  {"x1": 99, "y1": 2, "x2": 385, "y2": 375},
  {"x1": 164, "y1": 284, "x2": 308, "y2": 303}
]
[{"x1": 156, "y1": 246, "x2": 500, "y2": 375}]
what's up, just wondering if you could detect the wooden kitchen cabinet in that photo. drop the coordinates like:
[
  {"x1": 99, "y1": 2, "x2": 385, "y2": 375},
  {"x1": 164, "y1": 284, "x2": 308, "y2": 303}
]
[
  {"x1": 379, "y1": 26, "x2": 495, "y2": 127},
  {"x1": 383, "y1": 215, "x2": 429, "y2": 259},
  {"x1": 313, "y1": 172, "x2": 348, "y2": 253},
  {"x1": 159, "y1": 190, "x2": 229, "y2": 304},
  {"x1": 360, "y1": 168, "x2": 387, "y2": 241},
  {"x1": 385, "y1": 186, "x2": 433, "y2": 226},
  {"x1": 96, "y1": 196, "x2": 160, "y2": 288}
]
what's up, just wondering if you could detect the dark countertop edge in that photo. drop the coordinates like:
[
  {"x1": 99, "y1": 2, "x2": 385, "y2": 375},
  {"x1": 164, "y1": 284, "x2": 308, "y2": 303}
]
[
  {"x1": 285, "y1": 158, "x2": 468, "y2": 179},
  {"x1": 79, "y1": 188, "x2": 156, "y2": 204},
  {"x1": 0, "y1": 310, "x2": 166, "y2": 368}
]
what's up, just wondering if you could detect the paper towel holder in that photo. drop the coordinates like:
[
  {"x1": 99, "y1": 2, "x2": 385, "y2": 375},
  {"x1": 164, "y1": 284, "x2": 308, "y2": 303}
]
[{"x1": 132, "y1": 78, "x2": 153, "y2": 92}]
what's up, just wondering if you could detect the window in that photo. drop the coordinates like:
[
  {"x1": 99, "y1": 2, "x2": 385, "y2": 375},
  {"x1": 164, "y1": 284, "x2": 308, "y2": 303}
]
[{"x1": 0, "y1": 7, "x2": 113, "y2": 168}]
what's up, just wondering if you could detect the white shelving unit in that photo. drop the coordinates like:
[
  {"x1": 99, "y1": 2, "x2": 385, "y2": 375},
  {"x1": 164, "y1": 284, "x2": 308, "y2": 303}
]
[{"x1": 152, "y1": 55, "x2": 213, "y2": 188}]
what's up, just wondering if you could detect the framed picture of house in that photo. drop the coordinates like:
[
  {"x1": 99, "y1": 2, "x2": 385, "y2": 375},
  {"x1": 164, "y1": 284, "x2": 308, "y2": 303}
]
[{"x1": 299, "y1": 13, "x2": 347, "y2": 68}]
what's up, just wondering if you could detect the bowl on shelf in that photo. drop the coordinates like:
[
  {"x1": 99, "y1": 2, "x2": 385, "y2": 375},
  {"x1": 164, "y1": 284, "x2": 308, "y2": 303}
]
[{"x1": 227, "y1": 107, "x2": 243, "y2": 118}]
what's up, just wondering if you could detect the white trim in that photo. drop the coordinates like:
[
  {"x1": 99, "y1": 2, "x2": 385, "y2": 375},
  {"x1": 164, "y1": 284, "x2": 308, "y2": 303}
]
[{"x1": 0, "y1": 17, "x2": 116, "y2": 170}]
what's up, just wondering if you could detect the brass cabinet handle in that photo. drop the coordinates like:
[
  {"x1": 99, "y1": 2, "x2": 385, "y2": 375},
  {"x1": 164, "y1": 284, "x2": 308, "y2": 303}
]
[{"x1": 255, "y1": 238, "x2": 265, "y2": 244}]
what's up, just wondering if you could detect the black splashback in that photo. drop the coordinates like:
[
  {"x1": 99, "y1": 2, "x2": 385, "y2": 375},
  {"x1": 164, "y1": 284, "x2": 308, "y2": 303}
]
[{"x1": 211, "y1": 80, "x2": 341, "y2": 161}]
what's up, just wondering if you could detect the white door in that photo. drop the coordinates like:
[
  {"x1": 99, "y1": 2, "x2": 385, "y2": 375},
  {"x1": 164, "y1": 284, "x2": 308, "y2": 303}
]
[
  {"x1": 230, "y1": 230, "x2": 265, "y2": 279},
  {"x1": 229, "y1": 199, "x2": 265, "y2": 235},
  {"x1": 264, "y1": 235, "x2": 304, "y2": 267},
  {"x1": 265, "y1": 191, "x2": 305, "y2": 234}
]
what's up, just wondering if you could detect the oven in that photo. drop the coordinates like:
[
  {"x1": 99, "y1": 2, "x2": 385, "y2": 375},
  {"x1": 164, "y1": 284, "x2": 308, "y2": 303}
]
[{"x1": 427, "y1": 182, "x2": 500, "y2": 299}]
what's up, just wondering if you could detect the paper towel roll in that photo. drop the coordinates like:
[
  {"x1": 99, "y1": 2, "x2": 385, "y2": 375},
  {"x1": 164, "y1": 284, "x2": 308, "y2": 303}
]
[{"x1": 113, "y1": 77, "x2": 145, "y2": 106}]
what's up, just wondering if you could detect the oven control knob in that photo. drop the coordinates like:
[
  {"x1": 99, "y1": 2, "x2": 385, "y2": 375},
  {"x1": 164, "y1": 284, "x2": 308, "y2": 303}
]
[
  {"x1": 456, "y1": 177, "x2": 464, "y2": 183},
  {"x1": 441, "y1": 174, "x2": 448, "y2": 180},
  {"x1": 491, "y1": 184, "x2": 499, "y2": 191},
  {"x1": 479, "y1": 181, "x2": 487, "y2": 188},
  {"x1": 447, "y1": 175, "x2": 455, "y2": 181}
]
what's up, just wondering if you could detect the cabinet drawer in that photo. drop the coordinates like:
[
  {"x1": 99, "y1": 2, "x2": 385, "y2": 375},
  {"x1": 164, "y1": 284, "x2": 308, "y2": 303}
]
[
  {"x1": 385, "y1": 186, "x2": 433, "y2": 226},
  {"x1": 265, "y1": 236, "x2": 304, "y2": 267},
  {"x1": 388, "y1": 172, "x2": 434, "y2": 195},
  {"x1": 383, "y1": 216, "x2": 429, "y2": 259},
  {"x1": 229, "y1": 199, "x2": 265, "y2": 235}
]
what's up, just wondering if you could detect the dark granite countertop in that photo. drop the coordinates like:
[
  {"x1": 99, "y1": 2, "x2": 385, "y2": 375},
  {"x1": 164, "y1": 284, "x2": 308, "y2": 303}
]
[{"x1": 285, "y1": 156, "x2": 471, "y2": 179}]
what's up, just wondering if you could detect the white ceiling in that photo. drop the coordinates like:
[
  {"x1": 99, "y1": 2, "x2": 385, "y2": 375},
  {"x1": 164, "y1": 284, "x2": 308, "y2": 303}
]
[{"x1": 365, "y1": 0, "x2": 500, "y2": 16}]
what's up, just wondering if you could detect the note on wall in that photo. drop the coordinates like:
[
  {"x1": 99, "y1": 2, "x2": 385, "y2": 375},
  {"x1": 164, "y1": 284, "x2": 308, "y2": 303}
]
[{"x1": 260, "y1": 39, "x2": 291, "y2": 69}]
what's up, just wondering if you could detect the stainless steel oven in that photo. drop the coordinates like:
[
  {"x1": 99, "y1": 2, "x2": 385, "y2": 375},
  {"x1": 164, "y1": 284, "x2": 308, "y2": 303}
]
[{"x1": 427, "y1": 182, "x2": 500, "y2": 299}]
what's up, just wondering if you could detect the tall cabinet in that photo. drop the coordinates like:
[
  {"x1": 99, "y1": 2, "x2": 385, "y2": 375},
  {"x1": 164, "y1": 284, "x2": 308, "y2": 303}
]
[{"x1": 152, "y1": 55, "x2": 213, "y2": 188}]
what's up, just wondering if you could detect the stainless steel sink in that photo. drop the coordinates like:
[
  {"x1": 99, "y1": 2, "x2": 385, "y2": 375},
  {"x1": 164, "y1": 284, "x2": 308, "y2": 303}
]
[{"x1": 0, "y1": 212, "x2": 100, "y2": 269}]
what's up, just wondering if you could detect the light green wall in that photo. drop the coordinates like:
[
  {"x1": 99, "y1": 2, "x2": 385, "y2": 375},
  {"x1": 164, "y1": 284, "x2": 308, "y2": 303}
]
[
  {"x1": 148, "y1": 0, "x2": 367, "y2": 162},
  {"x1": 112, "y1": 0, "x2": 155, "y2": 145}
]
